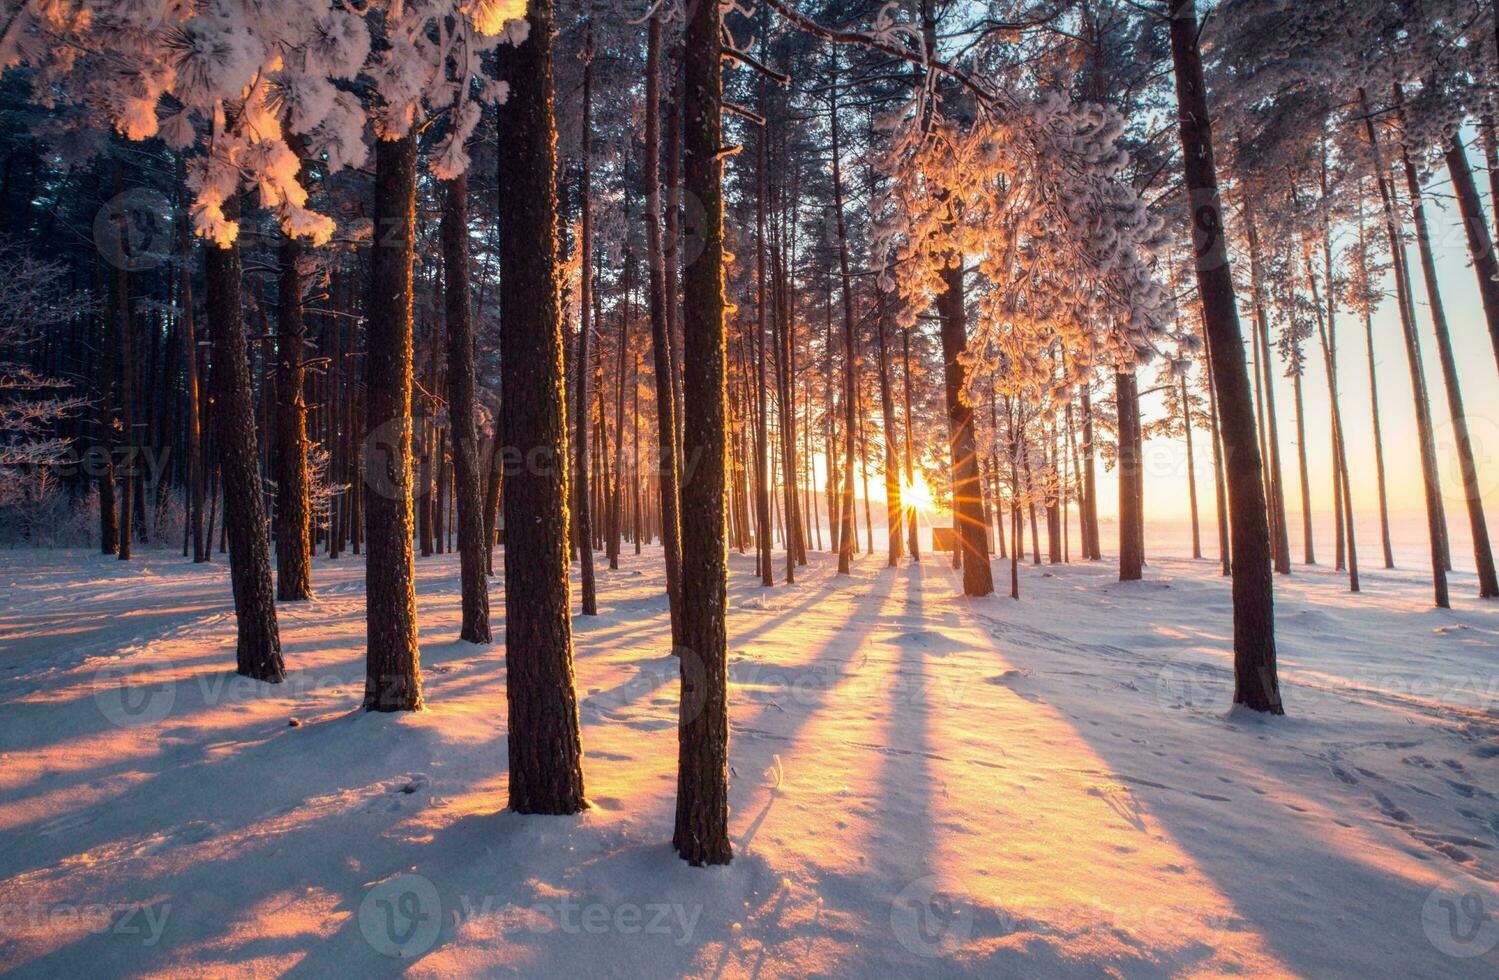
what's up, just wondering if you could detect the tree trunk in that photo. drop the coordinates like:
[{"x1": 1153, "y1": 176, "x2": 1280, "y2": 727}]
[
  {"x1": 902, "y1": 325, "x2": 920, "y2": 561},
  {"x1": 608, "y1": 247, "x2": 631, "y2": 570},
  {"x1": 362, "y1": 135, "x2": 422, "y2": 711},
  {"x1": 875, "y1": 285, "x2": 903, "y2": 565},
  {"x1": 95, "y1": 283, "x2": 118, "y2": 555},
  {"x1": 771, "y1": 179, "x2": 805, "y2": 576},
  {"x1": 829, "y1": 60, "x2": 858, "y2": 577},
  {"x1": 664, "y1": 37, "x2": 686, "y2": 458},
  {"x1": 1354, "y1": 196, "x2": 1395, "y2": 569},
  {"x1": 111, "y1": 167, "x2": 134, "y2": 561},
  {"x1": 1444, "y1": 138, "x2": 1499, "y2": 378},
  {"x1": 1290, "y1": 367, "x2": 1314, "y2": 566},
  {"x1": 496, "y1": 1, "x2": 587, "y2": 813},
  {"x1": 633, "y1": 349, "x2": 642, "y2": 554},
  {"x1": 753, "y1": 111, "x2": 773, "y2": 586},
  {"x1": 574, "y1": 33, "x2": 599, "y2": 615},
  {"x1": 1304, "y1": 246, "x2": 1359, "y2": 592},
  {"x1": 274, "y1": 137, "x2": 312, "y2": 601},
  {"x1": 483, "y1": 415, "x2": 502, "y2": 576},
  {"x1": 1202, "y1": 322, "x2": 1232, "y2": 576},
  {"x1": 1242, "y1": 195, "x2": 1292, "y2": 573},
  {"x1": 1360, "y1": 90, "x2": 1448, "y2": 606},
  {"x1": 674, "y1": 0, "x2": 732, "y2": 866},
  {"x1": 1117, "y1": 370, "x2": 1143, "y2": 581},
  {"x1": 203, "y1": 195, "x2": 284, "y2": 683},
  {"x1": 1168, "y1": 0, "x2": 1280, "y2": 713},
  {"x1": 1080, "y1": 386, "x2": 1100, "y2": 560},
  {"x1": 177, "y1": 199, "x2": 206, "y2": 562},
  {"x1": 1008, "y1": 399, "x2": 1022, "y2": 598},
  {"x1": 443, "y1": 174, "x2": 492, "y2": 643},
  {"x1": 644, "y1": 11, "x2": 684, "y2": 642},
  {"x1": 825, "y1": 278, "x2": 841, "y2": 554},
  {"x1": 857, "y1": 384, "x2": 874, "y2": 555},
  {"x1": 1399, "y1": 129, "x2": 1499, "y2": 599},
  {"x1": 937, "y1": 259, "x2": 995, "y2": 597},
  {"x1": 1182, "y1": 374, "x2": 1202, "y2": 559}
]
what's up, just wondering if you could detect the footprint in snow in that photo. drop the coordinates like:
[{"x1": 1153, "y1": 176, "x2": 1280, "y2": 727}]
[
  {"x1": 1329, "y1": 765, "x2": 1359, "y2": 786},
  {"x1": 1372, "y1": 791, "x2": 1411, "y2": 824}
]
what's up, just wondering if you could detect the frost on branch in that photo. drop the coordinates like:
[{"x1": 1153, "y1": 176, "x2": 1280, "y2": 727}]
[
  {"x1": 13, "y1": 0, "x2": 530, "y2": 245},
  {"x1": 871, "y1": 77, "x2": 1169, "y2": 417},
  {"x1": 0, "y1": 249, "x2": 89, "y2": 503}
]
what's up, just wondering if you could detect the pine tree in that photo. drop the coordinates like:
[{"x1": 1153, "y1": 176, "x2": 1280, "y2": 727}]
[
  {"x1": 442, "y1": 173, "x2": 492, "y2": 643},
  {"x1": 496, "y1": 0, "x2": 587, "y2": 814},
  {"x1": 203, "y1": 194, "x2": 284, "y2": 684},
  {"x1": 361, "y1": 133, "x2": 422, "y2": 712},
  {"x1": 1167, "y1": 0, "x2": 1280, "y2": 714},
  {"x1": 674, "y1": 0, "x2": 732, "y2": 867},
  {"x1": 643, "y1": 8, "x2": 683, "y2": 647},
  {"x1": 574, "y1": 25, "x2": 599, "y2": 617},
  {"x1": 274, "y1": 135, "x2": 313, "y2": 602}
]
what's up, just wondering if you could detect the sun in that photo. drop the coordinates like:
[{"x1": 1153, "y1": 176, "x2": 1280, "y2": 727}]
[{"x1": 903, "y1": 473, "x2": 935, "y2": 513}]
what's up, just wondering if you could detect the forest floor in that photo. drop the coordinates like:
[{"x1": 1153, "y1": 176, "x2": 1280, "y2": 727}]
[{"x1": 1, "y1": 541, "x2": 1497, "y2": 977}]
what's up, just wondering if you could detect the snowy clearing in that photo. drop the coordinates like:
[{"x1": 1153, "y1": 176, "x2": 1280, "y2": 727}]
[{"x1": 1, "y1": 547, "x2": 1497, "y2": 977}]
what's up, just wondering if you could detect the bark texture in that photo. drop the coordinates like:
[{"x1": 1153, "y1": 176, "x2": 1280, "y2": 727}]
[
  {"x1": 362, "y1": 135, "x2": 422, "y2": 711},
  {"x1": 497, "y1": 1, "x2": 587, "y2": 813},
  {"x1": 274, "y1": 136, "x2": 312, "y2": 601},
  {"x1": 674, "y1": 0, "x2": 732, "y2": 866},
  {"x1": 204, "y1": 195, "x2": 284, "y2": 683},
  {"x1": 937, "y1": 261, "x2": 995, "y2": 597},
  {"x1": 1169, "y1": 0, "x2": 1280, "y2": 713},
  {"x1": 443, "y1": 174, "x2": 493, "y2": 643},
  {"x1": 644, "y1": 12, "x2": 684, "y2": 643}
]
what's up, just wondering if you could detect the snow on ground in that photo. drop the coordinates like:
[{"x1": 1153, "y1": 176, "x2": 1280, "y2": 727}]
[{"x1": 1, "y1": 540, "x2": 1497, "y2": 977}]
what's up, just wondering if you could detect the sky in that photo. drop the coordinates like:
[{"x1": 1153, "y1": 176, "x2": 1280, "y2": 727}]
[
  {"x1": 807, "y1": 135, "x2": 1499, "y2": 575},
  {"x1": 1119, "y1": 135, "x2": 1499, "y2": 574}
]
